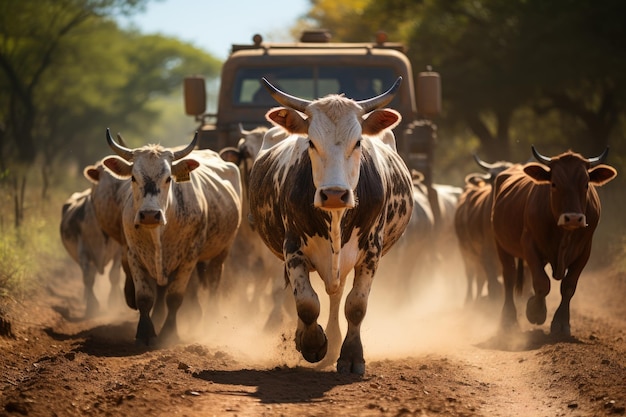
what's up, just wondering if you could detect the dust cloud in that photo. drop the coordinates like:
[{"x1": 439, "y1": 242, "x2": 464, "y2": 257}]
[
  {"x1": 135, "y1": 247, "x2": 503, "y2": 369},
  {"x1": 89, "y1": 249, "x2": 506, "y2": 368},
  {"x1": 89, "y1": 243, "x2": 587, "y2": 369}
]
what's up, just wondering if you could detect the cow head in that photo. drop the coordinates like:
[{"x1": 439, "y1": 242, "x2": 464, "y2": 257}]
[
  {"x1": 102, "y1": 128, "x2": 200, "y2": 228},
  {"x1": 524, "y1": 146, "x2": 617, "y2": 230},
  {"x1": 261, "y1": 77, "x2": 402, "y2": 210}
]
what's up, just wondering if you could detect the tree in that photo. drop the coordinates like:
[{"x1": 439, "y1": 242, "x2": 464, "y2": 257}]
[
  {"x1": 303, "y1": 0, "x2": 626, "y2": 163},
  {"x1": 0, "y1": 0, "x2": 221, "y2": 225}
]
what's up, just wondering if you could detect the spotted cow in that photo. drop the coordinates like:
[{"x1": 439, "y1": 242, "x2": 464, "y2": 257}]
[
  {"x1": 102, "y1": 130, "x2": 242, "y2": 345},
  {"x1": 219, "y1": 126, "x2": 293, "y2": 330},
  {"x1": 248, "y1": 77, "x2": 414, "y2": 374},
  {"x1": 60, "y1": 188, "x2": 123, "y2": 317}
]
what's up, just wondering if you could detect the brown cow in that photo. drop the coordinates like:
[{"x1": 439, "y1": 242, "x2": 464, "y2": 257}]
[
  {"x1": 454, "y1": 155, "x2": 515, "y2": 304},
  {"x1": 492, "y1": 147, "x2": 616, "y2": 336}
]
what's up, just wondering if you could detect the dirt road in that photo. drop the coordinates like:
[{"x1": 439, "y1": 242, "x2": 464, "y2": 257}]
[{"x1": 1, "y1": 258, "x2": 625, "y2": 416}]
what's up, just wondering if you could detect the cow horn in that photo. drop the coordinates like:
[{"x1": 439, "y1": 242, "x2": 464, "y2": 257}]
[
  {"x1": 473, "y1": 153, "x2": 495, "y2": 171},
  {"x1": 116, "y1": 133, "x2": 128, "y2": 147},
  {"x1": 106, "y1": 128, "x2": 133, "y2": 161},
  {"x1": 531, "y1": 145, "x2": 552, "y2": 165},
  {"x1": 172, "y1": 131, "x2": 198, "y2": 161},
  {"x1": 261, "y1": 77, "x2": 311, "y2": 112},
  {"x1": 587, "y1": 147, "x2": 609, "y2": 166},
  {"x1": 238, "y1": 122, "x2": 251, "y2": 137},
  {"x1": 356, "y1": 76, "x2": 403, "y2": 114}
]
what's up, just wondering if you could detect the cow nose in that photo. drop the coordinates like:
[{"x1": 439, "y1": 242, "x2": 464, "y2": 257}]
[
  {"x1": 558, "y1": 212, "x2": 587, "y2": 229},
  {"x1": 320, "y1": 188, "x2": 351, "y2": 209},
  {"x1": 138, "y1": 210, "x2": 163, "y2": 225}
]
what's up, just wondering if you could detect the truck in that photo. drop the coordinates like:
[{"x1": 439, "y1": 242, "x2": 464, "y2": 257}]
[{"x1": 183, "y1": 29, "x2": 441, "y2": 186}]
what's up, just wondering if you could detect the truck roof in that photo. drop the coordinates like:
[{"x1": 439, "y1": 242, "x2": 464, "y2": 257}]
[{"x1": 216, "y1": 32, "x2": 418, "y2": 129}]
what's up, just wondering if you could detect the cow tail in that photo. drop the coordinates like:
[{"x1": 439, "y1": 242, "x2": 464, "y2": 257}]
[{"x1": 515, "y1": 258, "x2": 524, "y2": 296}]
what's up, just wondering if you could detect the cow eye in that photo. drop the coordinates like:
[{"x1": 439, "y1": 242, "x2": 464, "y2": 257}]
[
  {"x1": 166, "y1": 177, "x2": 172, "y2": 184},
  {"x1": 308, "y1": 140, "x2": 316, "y2": 150},
  {"x1": 355, "y1": 140, "x2": 361, "y2": 149},
  {"x1": 131, "y1": 176, "x2": 136, "y2": 183}
]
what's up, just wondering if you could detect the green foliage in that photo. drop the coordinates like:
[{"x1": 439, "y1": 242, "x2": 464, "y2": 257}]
[
  {"x1": 304, "y1": 0, "x2": 626, "y2": 260},
  {"x1": 0, "y1": 0, "x2": 221, "y2": 176},
  {"x1": 0, "y1": 185, "x2": 67, "y2": 301}
]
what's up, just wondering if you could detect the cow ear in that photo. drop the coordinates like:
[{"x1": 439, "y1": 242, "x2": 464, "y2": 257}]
[
  {"x1": 464, "y1": 173, "x2": 488, "y2": 187},
  {"x1": 266, "y1": 107, "x2": 308, "y2": 134},
  {"x1": 103, "y1": 157, "x2": 133, "y2": 178},
  {"x1": 219, "y1": 147, "x2": 241, "y2": 165},
  {"x1": 84, "y1": 165, "x2": 99, "y2": 183},
  {"x1": 523, "y1": 163, "x2": 551, "y2": 184},
  {"x1": 589, "y1": 165, "x2": 617, "y2": 186},
  {"x1": 362, "y1": 109, "x2": 401, "y2": 136},
  {"x1": 172, "y1": 158, "x2": 200, "y2": 182}
]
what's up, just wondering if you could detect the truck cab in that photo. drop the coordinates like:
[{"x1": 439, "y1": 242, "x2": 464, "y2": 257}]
[{"x1": 184, "y1": 30, "x2": 440, "y2": 184}]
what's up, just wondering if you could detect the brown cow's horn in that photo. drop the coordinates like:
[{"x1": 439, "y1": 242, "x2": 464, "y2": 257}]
[
  {"x1": 172, "y1": 131, "x2": 198, "y2": 161},
  {"x1": 531, "y1": 145, "x2": 551, "y2": 165},
  {"x1": 356, "y1": 76, "x2": 402, "y2": 114},
  {"x1": 473, "y1": 153, "x2": 495, "y2": 171},
  {"x1": 262, "y1": 77, "x2": 311, "y2": 112},
  {"x1": 106, "y1": 128, "x2": 133, "y2": 161},
  {"x1": 587, "y1": 147, "x2": 609, "y2": 166}
]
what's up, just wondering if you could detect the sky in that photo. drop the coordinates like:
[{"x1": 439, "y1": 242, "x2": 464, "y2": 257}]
[{"x1": 118, "y1": 0, "x2": 311, "y2": 60}]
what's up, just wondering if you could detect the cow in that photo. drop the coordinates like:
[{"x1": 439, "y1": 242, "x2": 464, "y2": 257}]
[
  {"x1": 101, "y1": 129, "x2": 242, "y2": 345},
  {"x1": 85, "y1": 155, "x2": 211, "y2": 331},
  {"x1": 248, "y1": 77, "x2": 414, "y2": 375},
  {"x1": 60, "y1": 188, "x2": 123, "y2": 317},
  {"x1": 377, "y1": 170, "x2": 462, "y2": 303},
  {"x1": 219, "y1": 125, "x2": 293, "y2": 331},
  {"x1": 454, "y1": 155, "x2": 515, "y2": 305},
  {"x1": 492, "y1": 146, "x2": 616, "y2": 336},
  {"x1": 83, "y1": 159, "x2": 134, "y2": 308}
]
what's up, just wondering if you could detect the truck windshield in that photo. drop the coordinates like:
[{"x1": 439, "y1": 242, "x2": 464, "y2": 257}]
[{"x1": 233, "y1": 66, "x2": 398, "y2": 106}]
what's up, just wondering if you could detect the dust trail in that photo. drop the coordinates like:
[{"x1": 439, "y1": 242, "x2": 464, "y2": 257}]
[{"x1": 89, "y1": 252, "x2": 506, "y2": 367}]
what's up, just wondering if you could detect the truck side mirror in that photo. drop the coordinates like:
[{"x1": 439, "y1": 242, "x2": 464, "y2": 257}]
[
  {"x1": 184, "y1": 76, "x2": 207, "y2": 116},
  {"x1": 417, "y1": 68, "x2": 441, "y2": 119}
]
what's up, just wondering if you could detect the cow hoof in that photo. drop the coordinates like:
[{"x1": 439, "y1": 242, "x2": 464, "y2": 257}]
[
  {"x1": 550, "y1": 320, "x2": 571, "y2": 337},
  {"x1": 134, "y1": 336, "x2": 156, "y2": 347},
  {"x1": 526, "y1": 295, "x2": 547, "y2": 325},
  {"x1": 337, "y1": 358, "x2": 365, "y2": 375},
  {"x1": 298, "y1": 324, "x2": 328, "y2": 363}
]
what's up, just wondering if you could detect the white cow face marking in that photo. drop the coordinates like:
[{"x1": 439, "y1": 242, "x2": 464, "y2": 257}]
[
  {"x1": 130, "y1": 152, "x2": 174, "y2": 227},
  {"x1": 307, "y1": 111, "x2": 362, "y2": 210}
]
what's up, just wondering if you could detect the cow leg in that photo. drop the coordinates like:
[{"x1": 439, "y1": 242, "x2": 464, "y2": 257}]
[
  {"x1": 523, "y1": 243, "x2": 550, "y2": 326},
  {"x1": 319, "y1": 282, "x2": 346, "y2": 368},
  {"x1": 497, "y1": 245, "x2": 518, "y2": 331},
  {"x1": 462, "y1": 254, "x2": 477, "y2": 305},
  {"x1": 337, "y1": 265, "x2": 374, "y2": 375},
  {"x1": 159, "y1": 264, "x2": 195, "y2": 345},
  {"x1": 134, "y1": 277, "x2": 157, "y2": 346},
  {"x1": 107, "y1": 249, "x2": 124, "y2": 310},
  {"x1": 122, "y1": 249, "x2": 136, "y2": 310},
  {"x1": 151, "y1": 285, "x2": 167, "y2": 331},
  {"x1": 551, "y1": 249, "x2": 589, "y2": 336},
  {"x1": 484, "y1": 253, "x2": 502, "y2": 303},
  {"x1": 289, "y1": 262, "x2": 327, "y2": 363},
  {"x1": 196, "y1": 254, "x2": 227, "y2": 318},
  {"x1": 81, "y1": 260, "x2": 100, "y2": 319}
]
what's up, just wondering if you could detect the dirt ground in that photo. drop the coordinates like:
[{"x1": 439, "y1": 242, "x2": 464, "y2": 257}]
[{"x1": 1, "y1": 253, "x2": 625, "y2": 417}]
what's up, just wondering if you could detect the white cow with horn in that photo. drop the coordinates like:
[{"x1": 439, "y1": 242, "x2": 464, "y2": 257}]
[
  {"x1": 248, "y1": 77, "x2": 414, "y2": 374},
  {"x1": 102, "y1": 129, "x2": 242, "y2": 345}
]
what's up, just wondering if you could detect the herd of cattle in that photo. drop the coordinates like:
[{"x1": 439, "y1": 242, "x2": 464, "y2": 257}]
[{"x1": 60, "y1": 77, "x2": 617, "y2": 375}]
